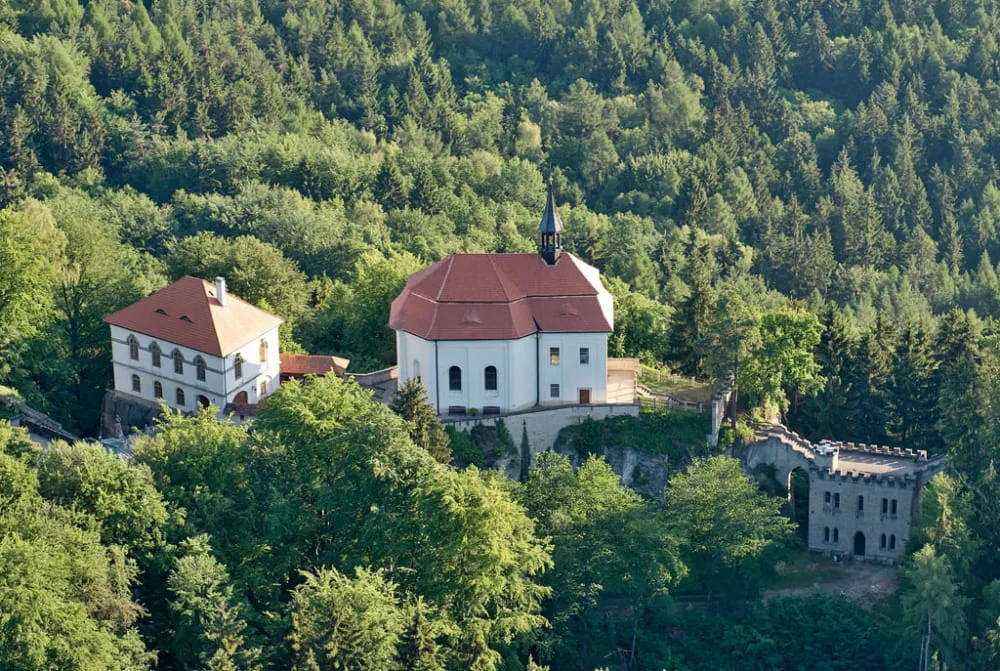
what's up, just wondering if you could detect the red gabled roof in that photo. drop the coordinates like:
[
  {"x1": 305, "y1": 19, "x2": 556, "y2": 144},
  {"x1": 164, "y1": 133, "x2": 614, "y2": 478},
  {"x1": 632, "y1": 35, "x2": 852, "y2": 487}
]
[
  {"x1": 279, "y1": 353, "x2": 350, "y2": 377},
  {"x1": 103, "y1": 276, "x2": 283, "y2": 357},
  {"x1": 389, "y1": 253, "x2": 612, "y2": 340}
]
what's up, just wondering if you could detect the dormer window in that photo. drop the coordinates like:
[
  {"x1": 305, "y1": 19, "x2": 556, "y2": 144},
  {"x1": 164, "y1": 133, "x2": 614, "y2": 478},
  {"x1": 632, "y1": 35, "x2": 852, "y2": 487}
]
[
  {"x1": 180, "y1": 315, "x2": 192, "y2": 322},
  {"x1": 155, "y1": 308, "x2": 168, "y2": 315}
]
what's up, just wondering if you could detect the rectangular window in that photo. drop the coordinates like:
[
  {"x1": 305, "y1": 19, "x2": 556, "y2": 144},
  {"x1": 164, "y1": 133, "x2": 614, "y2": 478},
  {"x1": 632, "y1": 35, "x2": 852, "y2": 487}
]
[
  {"x1": 579, "y1": 347, "x2": 590, "y2": 365},
  {"x1": 882, "y1": 498, "x2": 889, "y2": 515},
  {"x1": 824, "y1": 492, "x2": 831, "y2": 504},
  {"x1": 549, "y1": 347, "x2": 560, "y2": 365},
  {"x1": 824, "y1": 527, "x2": 830, "y2": 542},
  {"x1": 890, "y1": 499, "x2": 898, "y2": 516},
  {"x1": 833, "y1": 528, "x2": 839, "y2": 543},
  {"x1": 857, "y1": 496, "x2": 864, "y2": 511},
  {"x1": 259, "y1": 381, "x2": 267, "y2": 397},
  {"x1": 889, "y1": 535, "x2": 896, "y2": 550},
  {"x1": 833, "y1": 493, "x2": 840, "y2": 508},
  {"x1": 550, "y1": 384, "x2": 560, "y2": 398}
]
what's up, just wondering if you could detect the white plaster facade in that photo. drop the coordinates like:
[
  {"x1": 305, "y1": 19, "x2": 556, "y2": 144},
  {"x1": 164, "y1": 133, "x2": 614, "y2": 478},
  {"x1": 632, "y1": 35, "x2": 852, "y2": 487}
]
[
  {"x1": 397, "y1": 330, "x2": 609, "y2": 414},
  {"x1": 109, "y1": 324, "x2": 280, "y2": 412}
]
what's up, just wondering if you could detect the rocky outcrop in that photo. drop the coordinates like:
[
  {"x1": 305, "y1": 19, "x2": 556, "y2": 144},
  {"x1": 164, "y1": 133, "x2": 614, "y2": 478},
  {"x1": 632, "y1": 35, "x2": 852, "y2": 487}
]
[{"x1": 551, "y1": 430, "x2": 676, "y2": 498}]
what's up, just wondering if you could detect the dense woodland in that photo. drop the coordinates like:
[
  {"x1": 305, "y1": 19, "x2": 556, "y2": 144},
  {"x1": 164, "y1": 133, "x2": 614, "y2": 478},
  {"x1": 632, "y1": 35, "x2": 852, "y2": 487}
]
[{"x1": 3, "y1": 0, "x2": 1000, "y2": 667}]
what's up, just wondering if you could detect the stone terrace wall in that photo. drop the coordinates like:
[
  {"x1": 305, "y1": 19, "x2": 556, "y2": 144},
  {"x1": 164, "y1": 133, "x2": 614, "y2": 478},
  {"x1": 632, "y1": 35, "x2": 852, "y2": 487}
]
[{"x1": 442, "y1": 403, "x2": 639, "y2": 467}]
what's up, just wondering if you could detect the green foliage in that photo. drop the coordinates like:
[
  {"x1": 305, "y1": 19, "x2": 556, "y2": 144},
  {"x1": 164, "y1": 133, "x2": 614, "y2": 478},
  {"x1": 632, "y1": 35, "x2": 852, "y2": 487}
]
[
  {"x1": 391, "y1": 378, "x2": 451, "y2": 463},
  {"x1": 564, "y1": 409, "x2": 711, "y2": 460},
  {"x1": 666, "y1": 456, "x2": 793, "y2": 598}
]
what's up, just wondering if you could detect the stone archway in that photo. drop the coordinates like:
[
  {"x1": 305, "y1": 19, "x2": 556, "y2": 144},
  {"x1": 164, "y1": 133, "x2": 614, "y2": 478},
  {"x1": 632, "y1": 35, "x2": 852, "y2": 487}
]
[
  {"x1": 787, "y1": 467, "x2": 809, "y2": 541},
  {"x1": 853, "y1": 531, "x2": 866, "y2": 557},
  {"x1": 233, "y1": 391, "x2": 248, "y2": 405},
  {"x1": 197, "y1": 395, "x2": 210, "y2": 408}
]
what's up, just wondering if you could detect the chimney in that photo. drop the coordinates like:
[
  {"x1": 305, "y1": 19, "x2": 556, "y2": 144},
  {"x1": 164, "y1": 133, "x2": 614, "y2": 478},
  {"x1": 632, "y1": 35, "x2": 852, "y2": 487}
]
[{"x1": 215, "y1": 277, "x2": 227, "y2": 307}]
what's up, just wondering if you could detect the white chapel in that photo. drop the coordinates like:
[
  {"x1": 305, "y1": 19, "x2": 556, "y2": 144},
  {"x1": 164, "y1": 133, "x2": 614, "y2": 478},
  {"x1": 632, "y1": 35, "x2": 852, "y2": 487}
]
[{"x1": 390, "y1": 186, "x2": 618, "y2": 415}]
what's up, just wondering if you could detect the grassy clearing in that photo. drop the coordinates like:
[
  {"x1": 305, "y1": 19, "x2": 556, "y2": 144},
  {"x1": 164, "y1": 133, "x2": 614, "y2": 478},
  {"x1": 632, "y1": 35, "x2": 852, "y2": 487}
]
[{"x1": 638, "y1": 365, "x2": 714, "y2": 404}]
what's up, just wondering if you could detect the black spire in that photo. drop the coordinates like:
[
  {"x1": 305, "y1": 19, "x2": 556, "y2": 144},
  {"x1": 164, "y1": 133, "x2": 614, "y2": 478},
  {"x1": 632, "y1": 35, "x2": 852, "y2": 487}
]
[{"x1": 538, "y1": 179, "x2": 563, "y2": 265}]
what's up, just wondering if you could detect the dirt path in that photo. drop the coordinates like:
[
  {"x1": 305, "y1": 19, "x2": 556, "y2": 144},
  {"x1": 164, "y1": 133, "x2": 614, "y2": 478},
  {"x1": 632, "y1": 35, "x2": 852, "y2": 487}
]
[{"x1": 762, "y1": 554, "x2": 899, "y2": 610}]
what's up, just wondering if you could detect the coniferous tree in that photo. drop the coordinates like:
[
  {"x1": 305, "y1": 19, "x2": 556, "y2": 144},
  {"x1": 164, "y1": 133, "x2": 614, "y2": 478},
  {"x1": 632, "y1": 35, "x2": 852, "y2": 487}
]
[{"x1": 391, "y1": 378, "x2": 451, "y2": 464}]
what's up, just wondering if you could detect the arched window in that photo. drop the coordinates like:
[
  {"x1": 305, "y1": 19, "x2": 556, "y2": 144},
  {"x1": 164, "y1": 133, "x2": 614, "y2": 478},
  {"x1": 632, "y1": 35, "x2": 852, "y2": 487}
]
[
  {"x1": 128, "y1": 335, "x2": 140, "y2": 360},
  {"x1": 176, "y1": 388, "x2": 185, "y2": 406},
  {"x1": 824, "y1": 527, "x2": 830, "y2": 543},
  {"x1": 131, "y1": 374, "x2": 141, "y2": 393},
  {"x1": 259, "y1": 380, "x2": 267, "y2": 397},
  {"x1": 195, "y1": 357, "x2": 206, "y2": 381},
  {"x1": 151, "y1": 342, "x2": 161, "y2": 368},
  {"x1": 880, "y1": 534, "x2": 887, "y2": 549},
  {"x1": 833, "y1": 528, "x2": 839, "y2": 543},
  {"x1": 234, "y1": 354, "x2": 243, "y2": 379},
  {"x1": 448, "y1": 366, "x2": 461, "y2": 391},
  {"x1": 259, "y1": 339, "x2": 268, "y2": 364},
  {"x1": 889, "y1": 535, "x2": 896, "y2": 550},
  {"x1": 484, "y1": 366, "x2": 498, "y2": 391},
  {"x1": 154, "y1": 381, "x2": 163, "y2": 398},
  {"x1": 173, "y1": 350, "x2": 184, "y2": 374}
]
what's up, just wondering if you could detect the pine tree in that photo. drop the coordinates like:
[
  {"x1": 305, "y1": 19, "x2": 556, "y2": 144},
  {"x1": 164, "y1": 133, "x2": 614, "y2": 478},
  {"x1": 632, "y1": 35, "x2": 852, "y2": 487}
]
[
  {"x1": 391, "y1": 378, "x2": 452, "y2": 464},
  {"x1": 889, "y1": 324, "x2": 939, "y2": 448},
  {"x1": 376, "y1": 154, "x2": 409, "y2": 211}
]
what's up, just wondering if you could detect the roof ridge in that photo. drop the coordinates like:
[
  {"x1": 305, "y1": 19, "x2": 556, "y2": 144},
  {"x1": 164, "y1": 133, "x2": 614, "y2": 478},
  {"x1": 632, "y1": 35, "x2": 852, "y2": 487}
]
[
  {"x1": 436, "y1": 256, "x2": 455, "y2": 302},
  {"x1": 200, "y1": 279, "x2": 226, "y2": 357}
]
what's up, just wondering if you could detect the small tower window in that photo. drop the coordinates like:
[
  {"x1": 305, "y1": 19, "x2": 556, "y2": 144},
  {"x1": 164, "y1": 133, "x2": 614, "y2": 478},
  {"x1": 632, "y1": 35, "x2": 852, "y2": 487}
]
[
  {"x1": 128, "y1": 335, "x2": 139, "y2": 360},
  {"x1": 173, "y1": 350, "x2": 184, "y2": 374},
  {"x1": 824, "y1": 527, "x2": 830, "y2": 543},
  {"x1": 549, "y1": 347, "x2": 560, "y2": 365},
  {"x1": 131, "y1": 374, "x2": 141, "y2": 393},
  {"x1": 234, "y1": 354, "x2": 243, "y2": 380},
  {"x1": 176, "y1": 388, "x2": 185, "y2": 406},
  {"x1": 880, "y1": 534, "x2": 887, "y2": 549},
  {"x1": 890, "y1": 499, "x2": 898, "y2": 516},
  {"x1": 833, "y1": 493, "x2": 840, "y2": 508},
  {"x1": 825, "y1": 492, "x2": 831, "y2": 504},
  {"x1": 151, "y1": 342, "x2": 161, "y2": 367},
  {"x1": 484, "y1": 366, "x2": 498, "y2": 391},
  {"x1": 882, "y1": 498, "x2": 889, "y2": 515},
  {"x1": 154, "y1": 381, "x2": 163, "y2": 399},
  {"x1": 259, "y1": 339, "x2": 268, "y2": 364},
  {"x1": 857, "y1": 496, "x2": 864, "y2": 512},
  {"x1": 889, "y1": 535, "x2": 896, "y2": 550},
  {"x1": 833, "y1": 528, "x2": 839, "y2": 543},
  {"x1": 448, "y1": 366, "x2": 461, "y2": 391}
]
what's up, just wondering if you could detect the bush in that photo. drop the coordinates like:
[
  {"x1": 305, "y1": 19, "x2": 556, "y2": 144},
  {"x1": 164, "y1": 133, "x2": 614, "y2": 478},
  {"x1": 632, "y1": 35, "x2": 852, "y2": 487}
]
[{"x1": 446, "y1": 427, "x2": 482, "y2": 467}]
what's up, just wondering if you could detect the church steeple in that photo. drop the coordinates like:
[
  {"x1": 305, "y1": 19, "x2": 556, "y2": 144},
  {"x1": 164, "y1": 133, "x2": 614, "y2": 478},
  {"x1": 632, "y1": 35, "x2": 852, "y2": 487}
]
[{"x1": 538, "y1": 179, "x2": 563, "y2": 265}]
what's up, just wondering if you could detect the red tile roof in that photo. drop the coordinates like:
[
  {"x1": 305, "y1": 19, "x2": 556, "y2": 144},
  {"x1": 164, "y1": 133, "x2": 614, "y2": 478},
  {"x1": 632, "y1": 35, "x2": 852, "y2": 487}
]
[
  {"x1": 390, "y1": 253, "x2": 612, "y2": 340},
  {"x1": 103, "y1": 276, "x2": 283, "y2": 357},
  {"x1": 279, "y1": 353, "x2": 349, "y2": 378}
]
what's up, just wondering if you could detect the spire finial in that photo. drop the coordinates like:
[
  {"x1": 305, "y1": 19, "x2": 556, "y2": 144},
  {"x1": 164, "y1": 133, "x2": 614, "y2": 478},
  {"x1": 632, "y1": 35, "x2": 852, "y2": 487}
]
[{"x1": 538, "y1": 178, "x2": 563, "y2": 265}]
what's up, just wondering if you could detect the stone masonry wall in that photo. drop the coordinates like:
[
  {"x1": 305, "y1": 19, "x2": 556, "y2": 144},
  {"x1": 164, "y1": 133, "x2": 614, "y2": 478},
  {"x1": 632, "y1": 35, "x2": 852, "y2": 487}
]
[
  {"x1": 443, "y1": 403, "x2": 640, "y2": 468},
  {"x1": 808, "y1": 471, "x2": 915, "y2": 562}
]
